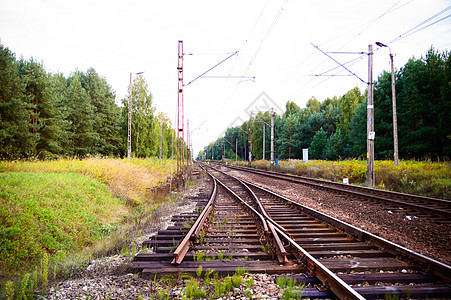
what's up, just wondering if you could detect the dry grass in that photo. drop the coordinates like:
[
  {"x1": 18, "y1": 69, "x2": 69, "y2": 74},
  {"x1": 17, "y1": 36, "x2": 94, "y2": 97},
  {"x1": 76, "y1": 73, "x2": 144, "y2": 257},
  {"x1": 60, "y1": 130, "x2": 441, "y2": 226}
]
[
  {"x1": 0, "y1": 157, "x2": 176, "y2": 205},
  {"x1": 231, "y1": 159, "x2": 450, "y2": 199}
]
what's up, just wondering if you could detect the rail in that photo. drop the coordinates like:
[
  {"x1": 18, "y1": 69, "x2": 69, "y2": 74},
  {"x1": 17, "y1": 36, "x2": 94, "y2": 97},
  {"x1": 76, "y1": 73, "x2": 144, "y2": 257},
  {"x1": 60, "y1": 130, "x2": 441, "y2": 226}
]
[
  {"x1": 171, "y1": 168, "x2": 217, "y2": 264},
  {"x1": 242, "y1": 177, "x2": 451, "y2": 282}
]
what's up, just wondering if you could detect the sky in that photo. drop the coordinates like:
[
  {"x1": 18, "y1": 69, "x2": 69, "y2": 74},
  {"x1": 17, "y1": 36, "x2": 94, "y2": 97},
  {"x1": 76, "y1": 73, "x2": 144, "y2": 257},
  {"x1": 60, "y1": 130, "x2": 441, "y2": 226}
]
[{"x1": 1, "y1": 0, "x2": 450, "y2": 156}]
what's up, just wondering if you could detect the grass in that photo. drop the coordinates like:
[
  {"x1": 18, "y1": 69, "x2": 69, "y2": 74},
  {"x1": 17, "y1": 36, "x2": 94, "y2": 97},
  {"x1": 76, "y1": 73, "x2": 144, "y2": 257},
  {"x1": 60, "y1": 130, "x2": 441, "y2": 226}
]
[
  {"x1": 276, "y1": 276, "x2": 306, "y2": 300},
  {"x1": 0, "y1": 172, "x2": 127, "y2": 273},
  {"x1": 232, "y1": 159, "x2": 451, "y2": 199},
  {"x1": 174, "y1": 268, "x2": 256, "y2": 299},
  {"x1": 0, "y1": 157, "x2": 179, "y2": 297},
  {"x1": 0, "y1": 157, "x2": 176, "y2": 206}
]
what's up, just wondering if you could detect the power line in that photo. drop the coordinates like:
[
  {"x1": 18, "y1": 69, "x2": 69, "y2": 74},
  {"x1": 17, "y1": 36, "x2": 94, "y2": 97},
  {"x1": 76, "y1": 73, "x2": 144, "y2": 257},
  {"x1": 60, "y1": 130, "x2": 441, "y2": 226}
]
[
  {"x1": 390, "y1": 5, "x2": 451, "y2": 44},
  {"x1": 185, "y1": 51, "x2": 239, "y2": 87},
  {"x1": 311, "y1": 44, "x2": 367, "y2": 84},
  {"x1": 319, "y1": 0, "x2": 415, "y2": 49},
  {"x1": 244, "y1": 0, "x2": 289, "y2": 74}
]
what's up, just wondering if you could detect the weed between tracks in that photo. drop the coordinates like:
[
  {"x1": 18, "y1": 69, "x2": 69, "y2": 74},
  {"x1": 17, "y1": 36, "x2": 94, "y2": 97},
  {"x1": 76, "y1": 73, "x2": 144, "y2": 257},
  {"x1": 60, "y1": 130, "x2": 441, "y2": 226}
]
[{"x1": 141, "y1": 269, "x2": 308, "y2": 299}]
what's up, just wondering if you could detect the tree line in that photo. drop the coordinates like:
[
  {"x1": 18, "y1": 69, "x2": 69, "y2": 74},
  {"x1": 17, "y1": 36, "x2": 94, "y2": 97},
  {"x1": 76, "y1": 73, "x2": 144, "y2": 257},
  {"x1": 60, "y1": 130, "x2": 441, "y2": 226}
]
[
  {"x1": 0, "y1": 43, "x2": 184, "y2": 160},
  {"x1": 200, "y1": 47, "x2": 450, "y2": 161}
]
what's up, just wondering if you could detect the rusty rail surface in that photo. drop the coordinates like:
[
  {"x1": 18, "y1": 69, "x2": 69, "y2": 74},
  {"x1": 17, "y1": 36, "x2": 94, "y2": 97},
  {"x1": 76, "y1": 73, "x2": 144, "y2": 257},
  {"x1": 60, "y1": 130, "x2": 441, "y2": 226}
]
[
  {"x1": 242, "y1": 178, "x2": 451, "y2": 282},
  {"x1": 206, "y1": 163, "x2": 451, "y2": 298},
  {"x1": 134, "y1": 164, "x2": 451, "y2": 298},
  {"x1": 206, "y1": 164, "x2": 366, "y2": 299},
  {"x1": 171, "y1": 167, "x2": 217, "y2": 264}
]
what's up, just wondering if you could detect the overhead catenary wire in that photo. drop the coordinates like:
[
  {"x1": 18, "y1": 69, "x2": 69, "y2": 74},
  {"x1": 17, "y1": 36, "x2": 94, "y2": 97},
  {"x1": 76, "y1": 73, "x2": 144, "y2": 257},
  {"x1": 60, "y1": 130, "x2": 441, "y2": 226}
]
[
  {"x1": 311, "y1": 44, "x2": 367, "y2": 84},
  {"x1": 319, "y1": 0, "x2": 415, "y2": 49},
  {"x1": 294, "y1": 0, "x2": 415, "y2": 98},
  {"x1": 389, "y1": 6, "x2": 451, "y2": 44},
  {"x1": 244, "y1": 0, "x2": 289, "y2": 75},
  {"x1": 184, "y1": 51, "x2": 239, "y2": 87}
]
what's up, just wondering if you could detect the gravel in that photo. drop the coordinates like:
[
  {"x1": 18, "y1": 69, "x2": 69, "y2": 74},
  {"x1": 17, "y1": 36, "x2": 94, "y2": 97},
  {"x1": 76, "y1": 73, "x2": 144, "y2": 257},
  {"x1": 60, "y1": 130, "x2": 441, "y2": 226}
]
[
  {"x1": 228, "y1": 169, "x2": 451, "y2": 265},
  {"x1": 39, "y1": 167, "x2": 449, "y2": 299}
]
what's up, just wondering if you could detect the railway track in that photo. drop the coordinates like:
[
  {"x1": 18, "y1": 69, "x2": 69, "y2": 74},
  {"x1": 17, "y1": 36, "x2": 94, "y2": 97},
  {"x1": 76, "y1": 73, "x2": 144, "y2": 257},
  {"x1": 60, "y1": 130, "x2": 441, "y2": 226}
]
[
  {"x1": 221, "y1": 163, "x2": 451, "y2": 223},
  {"x1": 133, "y1": 165, "x2": 451, "y2": 299}
]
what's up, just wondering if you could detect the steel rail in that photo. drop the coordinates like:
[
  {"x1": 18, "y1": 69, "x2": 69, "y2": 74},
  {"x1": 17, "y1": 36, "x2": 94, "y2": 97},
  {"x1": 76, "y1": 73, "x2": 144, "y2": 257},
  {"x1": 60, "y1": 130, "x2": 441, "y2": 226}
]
[
  {"x1": 205, "y1": 163, "x2": 365, "y2": 299},
  {"x1": 242, "y1": 178, "x2": 451, "y2": 282},
  {"x1": 209, "y1": 165, "x2": 291, "y2": 235},
  {"x1": 225, "y1": 164, "x2": 451, "y2": 217},
  {"x1": 206, "y1": 166, "x2": 297, "y2": 263},
  {"x1": 213, "y1": 175, "x2": 269, "y2": 234},
  {"x1": 271, "y1": 215, "x2": 366, "y2": 300},
  {"x1": 171, "y1": 169, "x2": 217, "y2": 265}
]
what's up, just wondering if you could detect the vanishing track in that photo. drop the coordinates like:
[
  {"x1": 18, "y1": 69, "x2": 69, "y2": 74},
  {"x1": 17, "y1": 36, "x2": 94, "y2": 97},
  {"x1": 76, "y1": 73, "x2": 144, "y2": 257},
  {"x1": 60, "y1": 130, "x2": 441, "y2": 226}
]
[
  {"x1": 222, "y1": 164, "x2": 451, "y2": 223},
  {"x1": 133, "y1": 164, "x2": 451, "y2": 299}
]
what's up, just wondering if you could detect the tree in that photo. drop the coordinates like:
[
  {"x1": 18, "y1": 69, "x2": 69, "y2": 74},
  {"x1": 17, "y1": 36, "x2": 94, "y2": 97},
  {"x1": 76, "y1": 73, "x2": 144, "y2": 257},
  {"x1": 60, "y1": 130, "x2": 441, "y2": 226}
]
[
  {"x1": 326, "y1": 126, "x2": 349, "y2": 160},
  {"x1": 45, "y1": 73, "x2": 72, "y2": 156},
  {"x1": 310, "y1": 127, "x2": 327, "y2": 159},
  {"x1": 306, "y1": 97, "x2": 321, "y2": 114},
  {"x1": 85, "y1": 68, "x2": 122, "y2": 156},
  {"x1": 440, "y1": 51, "x2": 451, "y2": 157},
  {"x1": 121, "y1": 74, "x2": 155, "y2": 157},
  {"x1": 349, "y1": 100, "x2": 367, "y2": 158},
  {"x1": 66, "y1": 72, "x2": 95, "y2": 156},
  {"x1": 374, "y1": 70, "x2": 396, "y2": 159},
  {"x1": 396, "y1": 48, "x2": 448, "y2": 159},
  {"x1": 0, "y1": 44, "x2": 31, "y2": 159},
  {"x1": 338, "y1": 87, "x2": 365, "y2": 133}
]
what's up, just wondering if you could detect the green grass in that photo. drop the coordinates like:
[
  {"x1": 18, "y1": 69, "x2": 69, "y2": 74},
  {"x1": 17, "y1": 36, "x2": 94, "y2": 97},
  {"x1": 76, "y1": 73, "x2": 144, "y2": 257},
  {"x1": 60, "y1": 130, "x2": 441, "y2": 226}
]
[
  {"x1": 0, "y1": 157, "x2": 180, "y2": 297},
  {"x1": 0, "y1": 172, "x2": 127, "y2": 274},
  {"x1": 233, "y1": 159, "x2": 451, "y2": 199},
  {"x1": 0, "y1": 157, "x2": 176, "y2": 206}
]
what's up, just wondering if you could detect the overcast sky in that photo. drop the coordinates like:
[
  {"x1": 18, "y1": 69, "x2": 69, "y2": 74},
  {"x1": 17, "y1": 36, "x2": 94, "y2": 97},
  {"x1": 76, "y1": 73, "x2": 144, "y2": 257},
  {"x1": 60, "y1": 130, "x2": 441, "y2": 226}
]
[{"x1": 1, "y1": 0, "x2": 450, "y2": 155}]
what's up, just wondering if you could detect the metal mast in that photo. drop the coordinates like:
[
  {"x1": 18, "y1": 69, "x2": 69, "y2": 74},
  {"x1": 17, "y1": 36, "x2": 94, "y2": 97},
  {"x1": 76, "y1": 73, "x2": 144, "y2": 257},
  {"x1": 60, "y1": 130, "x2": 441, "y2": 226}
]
[
  {"x1": 367, "y1": 44, "x2": 375, "y2": 188},
  {"x1": 127, "y1": 73, "x2": 132, "y2": 160},
  {"x1": 177, "y1": 41, "x2": 185, "y2": 182}
]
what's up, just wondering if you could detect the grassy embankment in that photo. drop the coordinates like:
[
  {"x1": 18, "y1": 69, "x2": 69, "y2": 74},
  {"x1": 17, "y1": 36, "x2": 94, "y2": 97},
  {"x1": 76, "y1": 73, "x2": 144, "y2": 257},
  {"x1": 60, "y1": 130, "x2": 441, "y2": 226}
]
[
  {"x1": 0, "y1": 158, "x2": 176, "y2": 297},
  {"x1": 231, "y1": 159, "x2": 450, "y2": 199}
]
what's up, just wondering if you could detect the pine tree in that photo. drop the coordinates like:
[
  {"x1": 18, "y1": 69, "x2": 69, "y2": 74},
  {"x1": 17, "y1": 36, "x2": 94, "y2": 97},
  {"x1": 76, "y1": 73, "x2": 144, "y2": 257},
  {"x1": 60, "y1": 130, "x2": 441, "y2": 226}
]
[
  {"x1": 310, "y1": 127, "x2": 327, "y2": 159},
  {"x1": 85, "y1": 68, "x2": 121, "y2": 156},
  {"x1": 349, "y1": 100, "x2": 367, "y2": 158},
  {"x1": 0, "y1": 44, "x2": 31, "y2": 159},
  {"x1": 66, "y1": 72, "x2": 95, "y2": 156}
]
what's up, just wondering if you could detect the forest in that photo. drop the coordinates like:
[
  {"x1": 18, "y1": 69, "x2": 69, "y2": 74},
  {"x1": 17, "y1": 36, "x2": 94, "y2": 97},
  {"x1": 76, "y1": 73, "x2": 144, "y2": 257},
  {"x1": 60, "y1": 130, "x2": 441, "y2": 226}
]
[
  {"x1": 1, "y1": 43, "x2": 449, "y2": 162},
  {"x1": 0, "y1": 43, "x2": 182, "y2": 160},
  {"x1": 199, "y1": 47, "x2": 450, "y2": 162}
]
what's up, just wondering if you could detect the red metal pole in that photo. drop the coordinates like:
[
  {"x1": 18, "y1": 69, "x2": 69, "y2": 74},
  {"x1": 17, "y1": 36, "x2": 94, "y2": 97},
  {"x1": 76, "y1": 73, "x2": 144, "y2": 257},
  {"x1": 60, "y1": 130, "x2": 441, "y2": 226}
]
[{"x1": 177, "y1": 41, "x2": 184, "y2": 179}]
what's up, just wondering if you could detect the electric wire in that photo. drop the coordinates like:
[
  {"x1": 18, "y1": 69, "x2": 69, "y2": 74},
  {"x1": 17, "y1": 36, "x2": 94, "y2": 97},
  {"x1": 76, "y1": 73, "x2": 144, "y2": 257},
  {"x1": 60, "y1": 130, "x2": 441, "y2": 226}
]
[
  {"x1": 299, "y1": 0, "x2": 413, "y2": 96},
  {"x1": 244, "y1": 0, "x2": 289, "y2": 75},
  {"x1": 318, "y1": 0, "x2": 414, "y2": 49},
  {"x1": 389, "y1": 6, "x2": 451, "y2": 44}
]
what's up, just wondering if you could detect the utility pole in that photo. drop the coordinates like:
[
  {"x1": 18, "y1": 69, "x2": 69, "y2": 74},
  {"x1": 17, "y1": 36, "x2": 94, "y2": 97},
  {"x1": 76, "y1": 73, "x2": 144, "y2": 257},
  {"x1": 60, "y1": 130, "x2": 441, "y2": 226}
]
[
  {"x1": 159, "y1": 114, "x2": 162, "y2": 159},
  {"x1": 248, "y1": 120, "x2": 252, "y2": 163},
  {"x1": 222, "y1": 139, "x2": 224, "y2": 160},
  {"x1": 231, "y1": 135, "x2": 233, "y2": 160},
  {"x1": 127, "y1": 71, "x2": 144, "y2": 159},
  {"x1": 235, "y1": 136, "x2": 238, "y2": 161},
  {"x1": 262, "y1": 123, "x2": 265, "y2": 160},
  {"x1": 177, "y1": 40, "x2": 185, "y2": 184},
  {"x1": 271, "y1": 109, "x2": 275, "y2": 163},
  {"x1": 187, "y1": 120, "x2": 190, "y2": 165},
  {"x1": 127, "y1": 73, "x2": 132, "y2": 160},
  {"x1": 390, "y1": 52, "x2": 399, "y2": 166},
  {"x1": 367, "y1": 44, "x2": 375, "y2": 188},
  {"x1": 376, "y1": 42, "x2": 399, "y2": 166}
]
